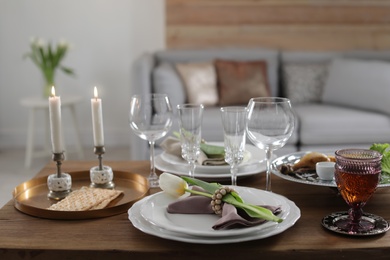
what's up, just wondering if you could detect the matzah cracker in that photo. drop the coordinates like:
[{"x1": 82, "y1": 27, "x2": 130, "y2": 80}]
[{"x1": 48, "y1": 186, "x2": 123, "y2": 211}]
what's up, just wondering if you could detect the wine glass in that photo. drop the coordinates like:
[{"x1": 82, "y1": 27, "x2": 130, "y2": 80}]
[
  {"x1": 246, "y1": 97, "x2": 295, "y2": 191},
  {"x1": 176, "y1": 104, "x2": 204, "y2": 178},
  {"x1": 129, "y1": 94, "x2": 173, "y2": 188},
  {"x1": 220, "y1": 106, "x2": 247, "y2": 186},
  {"x1": 333, "y1": 148, "x2": 382, "y2": 234}
]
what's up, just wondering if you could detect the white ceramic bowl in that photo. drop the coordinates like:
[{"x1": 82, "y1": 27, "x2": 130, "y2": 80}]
[{"x1": 316, "y1": 161, "x2": 335, "y2": 181}]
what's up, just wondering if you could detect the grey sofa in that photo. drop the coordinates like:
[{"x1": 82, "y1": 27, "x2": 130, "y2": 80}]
[{"x1": 130, "y1": 48, "x2": 390, "y2": 160}]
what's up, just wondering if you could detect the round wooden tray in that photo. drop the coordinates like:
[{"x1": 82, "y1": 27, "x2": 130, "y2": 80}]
[{"x1": 13, "y1": 170, "x2": 149, "y2": 220}]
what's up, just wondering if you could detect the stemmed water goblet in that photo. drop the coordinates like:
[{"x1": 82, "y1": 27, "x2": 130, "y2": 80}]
[
  {"x1": 246, "y1": 97, "x2": 295, "y2": 191},
  {"x1": 129, "y1": 93, "x2": 173, "y2": 188},
  {"x1": 323, "y1": 148, "x2": 387, "y2": 235},
  {"x1": 220, "y1": 106, "x2": 247, "y2": 186},
  {"x1": 176, "y1": 104, "x2": 204, "y2": 179}
]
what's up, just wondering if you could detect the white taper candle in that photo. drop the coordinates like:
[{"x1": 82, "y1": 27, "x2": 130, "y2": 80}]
[
  {"x1": 91, "y1": 86, "x2": 104, "y2": 146},
  {"x1": 48, "y1": 86, "x2": 64, "y2": 153}
]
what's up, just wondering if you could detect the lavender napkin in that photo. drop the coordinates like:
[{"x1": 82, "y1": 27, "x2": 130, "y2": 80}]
[{"x1": 167, "y1": 194, "x2": 281, "y2": 230}]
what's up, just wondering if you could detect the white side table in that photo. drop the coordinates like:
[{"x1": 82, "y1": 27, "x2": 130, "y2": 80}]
[{"x1": 20, "y1": 96, "x2": 85, "y2": 168}]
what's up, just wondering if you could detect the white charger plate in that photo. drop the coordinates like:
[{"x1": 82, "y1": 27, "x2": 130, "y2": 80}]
[
  {"x1": 128, "y1": 189, "x2": 300, "y2": 244},
  {"x1": 139, "y1": 186, "x2": 290, "y2": 237}
]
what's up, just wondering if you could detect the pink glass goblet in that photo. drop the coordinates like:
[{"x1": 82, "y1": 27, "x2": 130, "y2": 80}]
[{"x1": 334, "y1": 148, "x2": 382, "y2": 234}]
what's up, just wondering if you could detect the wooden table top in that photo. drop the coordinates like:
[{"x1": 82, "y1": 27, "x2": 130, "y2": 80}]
[{"x1": 1, "y1": 160, "x2": 390, "y2": 260}]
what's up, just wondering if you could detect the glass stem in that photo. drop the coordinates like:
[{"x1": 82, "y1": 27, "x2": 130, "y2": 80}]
[
  {"x1": 189, "y1": 160, "x2": 195, "y2": 178},
  {"x1": 349, "y1": 207, "x2": 363, "y2": 230},
  {"x1": 149, "y1": 140, "x2": 156, "y2": 179},
  {"x1": 265, "y1": 148, "x2": 272, "y2": 192},
  {"x1": 231, "y1": 164, "x2": 238, "y2": 186}
]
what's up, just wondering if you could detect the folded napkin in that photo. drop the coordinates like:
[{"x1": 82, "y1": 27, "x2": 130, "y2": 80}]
[
  {"x1": 167, "y1": 189, "x2": 282, "y2": 230},
  {"x1": 160, "y1": 136, "x2": 227, "y2": 166}
]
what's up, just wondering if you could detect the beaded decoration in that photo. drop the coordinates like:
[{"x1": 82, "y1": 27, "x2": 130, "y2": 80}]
[{"x1": 210, "y1": 187, "x2": 234, "y2": 215}]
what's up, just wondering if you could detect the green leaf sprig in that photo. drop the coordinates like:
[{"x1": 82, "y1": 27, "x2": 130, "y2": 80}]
[
  {"x1": 370, "y1": 143, "x2": 390, "y2": 184},
  {"x1": 370, "y1": 143, "x2": 390, "y2": 178},
  {"x1": 181, "y1": 176, "x2": 283, "y2": 223},
  {"x1": 173, "y1": 131, "x2": 225, "y2": 158},
  {"x1": 370, "y1": 143, "x2": 390, "y2": 174}
]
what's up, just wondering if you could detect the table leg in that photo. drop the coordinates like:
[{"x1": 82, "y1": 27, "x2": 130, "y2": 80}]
[{"x1": 25, "y1": 108, "x2": 36, "y2": 168}]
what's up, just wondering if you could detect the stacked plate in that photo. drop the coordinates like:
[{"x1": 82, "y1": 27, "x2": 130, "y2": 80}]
[
  {"x1": 128, "y1": 186, "x2": 301, "y2": 244},
  {"x1": 155, "y1": 143, "x2": 267, "y2": 180}
]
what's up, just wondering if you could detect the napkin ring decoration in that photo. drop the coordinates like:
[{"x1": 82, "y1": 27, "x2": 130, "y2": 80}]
[{"x1": 211, "y1": 187, "x2": 234, "y2": 215}]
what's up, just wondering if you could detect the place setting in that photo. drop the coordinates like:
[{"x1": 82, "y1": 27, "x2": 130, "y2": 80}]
[
  {"x1": 155, "y1": 137, "x2": 266, "y2": 180},
  {"x1": 154, "y1": 105, "x2": 266, "y2": 181},
  {"x1": 128, "y1": 172, "x2": 301, "y2": 244},
  {"x1": 128, "y1": 97, "x2": 301, "y2": 243}
]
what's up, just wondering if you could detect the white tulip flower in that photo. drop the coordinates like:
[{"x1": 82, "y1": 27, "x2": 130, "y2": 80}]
[{"x1": 159, "y1": 172, "x2": 190, "y2": 198}]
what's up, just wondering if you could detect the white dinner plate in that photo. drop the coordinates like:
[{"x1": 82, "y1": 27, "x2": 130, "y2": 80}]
[
  {"x1": 128, "y1": 190, "x2": 300, "y2": 244},
  {"x1": 159, "y1": 142, "x2": 262, "y2": 174},
  {"x1": 139, "y1": 186, "x2": 290, "y2": 237}
]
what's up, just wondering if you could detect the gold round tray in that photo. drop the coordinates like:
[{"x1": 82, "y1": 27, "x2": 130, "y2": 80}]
[{"x1": 13, "y1": 170, "x2": 149, "y2": 220}]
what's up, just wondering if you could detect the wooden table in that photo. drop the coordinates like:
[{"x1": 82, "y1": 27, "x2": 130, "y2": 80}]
[{"x1": 1, "y1": 161, "x2": 390, "y2": 260}]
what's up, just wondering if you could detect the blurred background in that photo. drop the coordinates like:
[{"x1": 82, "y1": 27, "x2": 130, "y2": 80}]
[{"x1": 0, "y1": 0, "x2": 165, "y2": 151}]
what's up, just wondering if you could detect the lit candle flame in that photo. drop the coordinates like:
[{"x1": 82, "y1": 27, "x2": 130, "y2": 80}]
[
  {"x1": 94, "y1": 86, "x2": 98, "y2": 99},
  {"x1": 51, "y1": 86, "x2": 56, "y2": 97}
]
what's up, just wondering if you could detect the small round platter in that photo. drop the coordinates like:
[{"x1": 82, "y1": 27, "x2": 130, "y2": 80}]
[
  {"x1": 321, "y1": 211, "x2": 390, "y2": 236},
  {"x1": 13, "y1": 170, "x2": 149, "y2": 220},
  {"x1": 271, "y1": 151, "x2": 390, "y2": 188}
]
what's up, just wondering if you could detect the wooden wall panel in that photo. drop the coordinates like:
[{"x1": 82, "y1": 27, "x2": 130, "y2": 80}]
[{"x1": 166, "y1": 0, "x2": 390, "y2": 50}]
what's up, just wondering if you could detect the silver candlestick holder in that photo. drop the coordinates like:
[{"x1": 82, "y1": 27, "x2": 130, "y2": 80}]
[
  {"x1": 47, "y1": 152, "x2": 72, "y2": 200},
  {"x1": 90, "y1": 146, "x2": 115, "y2": 189}
]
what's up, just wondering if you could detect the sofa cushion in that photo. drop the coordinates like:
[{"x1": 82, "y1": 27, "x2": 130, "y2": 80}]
[
  {"x1": 155, "y1": 48, "x2": 280, "y2": 96},
  {"x1": 282, "y1": 63, "x2": 329, "y2": 104},
  {"x1": 322, "y1": 58, "x2": 390, "y2": 115},
  {"x1": 152, "y1": 62, "x2": 186, "y2": 108},
  {"x1": 175, "y1": 62, "x2": 218, "y2": 106},
  {"x1": 214, "y1": 59, "x2": 270, "y2": 106},
  {"x1": 294, "y1": 104, "x2": 390, "y2": 145}
]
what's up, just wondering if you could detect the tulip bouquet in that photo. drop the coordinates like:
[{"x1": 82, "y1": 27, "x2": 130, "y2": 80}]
[
  {"x1": 24, "y1": 37, "x2": 75, "y2": 97},
  {"x1": 159, "y1": 172, "x2": 283, "y2": 223}
]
